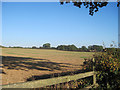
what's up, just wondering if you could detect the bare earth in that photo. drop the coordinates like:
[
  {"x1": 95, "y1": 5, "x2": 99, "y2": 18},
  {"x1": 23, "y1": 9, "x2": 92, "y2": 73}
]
[{"x1": 1, "y1": 48, "x2": 94, "y2": 85}]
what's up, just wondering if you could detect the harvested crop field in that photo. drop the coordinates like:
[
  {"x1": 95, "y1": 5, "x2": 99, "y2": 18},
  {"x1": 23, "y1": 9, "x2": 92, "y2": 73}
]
[{"x1": 1, "y1": 48, "x2": 94, "y2": 85}]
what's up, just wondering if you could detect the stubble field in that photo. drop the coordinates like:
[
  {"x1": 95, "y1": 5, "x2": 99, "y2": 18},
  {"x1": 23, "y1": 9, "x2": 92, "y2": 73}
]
[{"x1": 1, "y1": 48, "x2": 94, "y2": 85}]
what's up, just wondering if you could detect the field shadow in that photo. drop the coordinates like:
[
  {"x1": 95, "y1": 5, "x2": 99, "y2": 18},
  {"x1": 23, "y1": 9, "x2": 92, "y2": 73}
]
[
  {"x1": 0, "y1": 69, "x2": 6, "y2": 74},
  {"x1": 2, "y1": 56, "x2": 76, "y2": 72},
  {"x1": 26, "y1": 58, "x2": 93, "y2": 81},
  {"x1": 26, "y1": 67, "x2": 92, "y2": 81}
]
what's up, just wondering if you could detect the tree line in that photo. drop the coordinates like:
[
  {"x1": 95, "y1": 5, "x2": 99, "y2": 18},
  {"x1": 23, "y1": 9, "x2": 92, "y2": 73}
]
[
  {"x1": 57, "y1": 44, "x2": 103, "y2": 52},
  {"x1": 1, "y1": 43, "x2": 104, "y2": 52}
]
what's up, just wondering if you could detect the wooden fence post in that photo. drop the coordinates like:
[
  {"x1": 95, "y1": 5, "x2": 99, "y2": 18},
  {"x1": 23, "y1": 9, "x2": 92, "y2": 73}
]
[{"x1": 93, "y1": 58, "x2": 96, "y2": 88}]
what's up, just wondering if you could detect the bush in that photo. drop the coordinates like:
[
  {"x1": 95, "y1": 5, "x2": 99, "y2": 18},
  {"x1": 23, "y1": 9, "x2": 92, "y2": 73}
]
[
  {"x1": 94, "y1": 48, "x2": 120, "y2": 89},
  {"x1": 83, "y1": 48, "x2": 120, "y2": 89}
]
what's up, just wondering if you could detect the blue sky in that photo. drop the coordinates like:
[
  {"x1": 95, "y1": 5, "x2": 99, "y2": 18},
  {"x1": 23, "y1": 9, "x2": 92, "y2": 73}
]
[{"x1": 2, "y1": 2, "x2": 118, "y2": 48}]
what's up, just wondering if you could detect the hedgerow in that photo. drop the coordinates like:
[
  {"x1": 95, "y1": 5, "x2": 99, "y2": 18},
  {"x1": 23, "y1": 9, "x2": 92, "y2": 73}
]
[{"x1": 93, "y1": 48, "x2": 120, "y2": 89}]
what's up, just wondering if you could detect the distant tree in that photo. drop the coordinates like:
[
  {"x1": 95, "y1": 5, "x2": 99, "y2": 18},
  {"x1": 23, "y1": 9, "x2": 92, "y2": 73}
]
[
  {"x1": 88, "y1": 45, "x2": 94, "y2": 51},
  {"x1": 64, "y1": 45, "x2": 69, "y2": 50},
  {"x1": 57, "y1": 44, "x2": 78, "y2": 51},
  {"x1": 93, "y1": 45, "x2": 103, "y2": 52},
  {"x1": 43, "y1": 43, "x2": 51, "y2": 48},
  {"x1": 39, "y1": 46, "x2": 42, "y2": 49},
  {"x1": 51, "y1": 47, "x2": 56, "y2": 49},
  {"x1": 32, "y1": 46, "x2": 37, "y2": 49},
  {"x1": 12, "y1": 46, "x2": 23, "y2": 48},
  {"x1": 78, "y1": 48, "x2": 82, "y2": 51},
  {"x1": 0, "y1": 45, "x2": 5, "y2": 48},
  {"x1": 68, "y1": 45, "x2": 78, "y2": 51},
  {"x1": 57, "y1": 45, "x2": 66, "y2": 50},
  {"x1": 88, "y1": 45, "x2": 103, "y2": 52},
  {"x1": 81, "y1": 46, "x2": 88, "y2": 52},
  {"x1": 9, "y1": 46, "x2": 11, "y2": 48}
]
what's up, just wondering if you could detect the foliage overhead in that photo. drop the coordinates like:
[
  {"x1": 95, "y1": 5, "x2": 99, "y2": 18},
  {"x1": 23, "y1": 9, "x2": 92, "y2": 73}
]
[{"x1": 60, "y1": 0, "x2": 120, "y2": 16}]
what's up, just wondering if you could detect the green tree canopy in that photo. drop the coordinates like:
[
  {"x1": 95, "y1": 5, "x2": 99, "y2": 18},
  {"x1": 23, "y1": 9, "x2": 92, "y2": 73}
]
[
  {"x1": 88, "y1": 45, "x2": 103, "y2": 52},
  {"x1": 32, "y1": 46, "x2": 37, "y2": 49},
  {"x1": 43, "y1": 43, "x2": 51, "y2": 48},
  {"x1": 81, "y1": 46, "x2": 88, "y2": 52},
  {"x1": 57, "y1": 44, "x2": 78, "y2": 51}
]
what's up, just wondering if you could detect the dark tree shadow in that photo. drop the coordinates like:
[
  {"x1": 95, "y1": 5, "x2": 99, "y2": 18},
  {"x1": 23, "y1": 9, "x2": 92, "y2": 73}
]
[
  {"x1": 26, "y1": 66, "x2": 92, "y2": 81},
  {"x1": 1, "y1": 56, "x2": 75, "y2": 71},
  {"x1": 1, "y1": 56, "x2": 93, "y2": 81},
  {"x1": 0, "y1": 69, "x2": 6, "y2": 74},
  {"x1": 26, "y1": 58, "x2": 93, "y2": 81}
]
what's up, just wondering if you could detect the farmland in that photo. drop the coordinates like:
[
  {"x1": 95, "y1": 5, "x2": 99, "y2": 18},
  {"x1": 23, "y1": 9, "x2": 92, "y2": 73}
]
[{"x1": 1, "y1": 48, "x2": 94, "y2": 85}]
